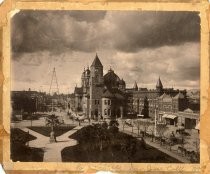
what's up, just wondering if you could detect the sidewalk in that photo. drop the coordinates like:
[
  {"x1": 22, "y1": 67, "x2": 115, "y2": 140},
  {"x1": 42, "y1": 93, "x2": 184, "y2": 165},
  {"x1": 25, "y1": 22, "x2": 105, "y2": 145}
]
[
  {"x1": 21, "y1": 127, "x2": 49, "y2": 148},
  {"x1": 21, "y1": 126, "x2": 83, "y2": 162},
  {"x1": 119, "y1": 127, "x2": 190, "y2": 163}
]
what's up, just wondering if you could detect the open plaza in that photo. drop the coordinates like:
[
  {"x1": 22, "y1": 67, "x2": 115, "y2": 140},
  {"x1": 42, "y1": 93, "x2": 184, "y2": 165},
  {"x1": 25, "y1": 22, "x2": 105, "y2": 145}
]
[{"x1": 11, "y1": 109, "x2": 199, "y2": 163}]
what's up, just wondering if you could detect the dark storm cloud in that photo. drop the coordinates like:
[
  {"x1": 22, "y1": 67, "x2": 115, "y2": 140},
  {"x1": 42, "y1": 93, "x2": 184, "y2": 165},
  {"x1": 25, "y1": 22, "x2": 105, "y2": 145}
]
[
  {"x1": 11, "y1": 10, "x2": 200, "y2": 55},
  {"x1": 111, "y1": 11, "x2": 200, "y2": 52},
  {"x1": 11, "y1": 10, "x2": 106, "y2": 55}
]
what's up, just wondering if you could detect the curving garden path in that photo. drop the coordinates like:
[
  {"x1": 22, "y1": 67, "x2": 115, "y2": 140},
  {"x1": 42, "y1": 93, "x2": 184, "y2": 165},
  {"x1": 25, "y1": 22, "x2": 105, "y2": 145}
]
[{"x1": 21, "y1": 126, "x2": 83, "y2": 162}]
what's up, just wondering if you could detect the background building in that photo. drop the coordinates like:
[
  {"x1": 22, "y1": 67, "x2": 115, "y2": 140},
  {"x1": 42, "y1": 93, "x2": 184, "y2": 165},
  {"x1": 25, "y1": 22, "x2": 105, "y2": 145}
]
[{"x1": 70, "y1": 54, "x2": 200, "y2": 127}]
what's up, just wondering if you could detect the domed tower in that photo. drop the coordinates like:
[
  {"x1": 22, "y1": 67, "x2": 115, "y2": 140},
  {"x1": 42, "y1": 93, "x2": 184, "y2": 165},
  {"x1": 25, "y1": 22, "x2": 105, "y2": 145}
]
[
  {"x1": 156, "y1": 76, "x2": 163, "y2": 93},
  {"x1": 85, "y1": 66, "x2": 90, "y2": 87},
  {"x1": 82, "y1": 66, "x2": 91, "y2": 93},
  {"x1": 104, "y1": 67, "x2": 121, "y2": 89},
  {"x1": 133, "y1": 81, "x2": 138, "y2": 91}
]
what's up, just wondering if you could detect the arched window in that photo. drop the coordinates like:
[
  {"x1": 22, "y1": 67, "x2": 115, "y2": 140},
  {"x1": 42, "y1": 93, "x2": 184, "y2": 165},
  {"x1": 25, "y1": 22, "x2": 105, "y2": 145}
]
[
  {"x1": 104, "y1": 109, "x2": 107, "y2": 115},
  {"x1": 108, "y1": 109, "x2": 111, "y2": 116},
  {"x1": 95, "y1": 74, "x2": 99, "y2": 83}
]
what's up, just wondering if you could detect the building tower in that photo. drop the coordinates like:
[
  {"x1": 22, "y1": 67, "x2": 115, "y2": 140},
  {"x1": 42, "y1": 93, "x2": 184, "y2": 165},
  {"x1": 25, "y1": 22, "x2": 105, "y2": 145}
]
[
  {"x1": 89, "y1": 53, "x2": 104, "y2": 119},
  {"x1": 85, "y1": 66, "x2": 91, "y2": 87},
  {"x1": 81, "y1": 67, "x2": 86, "y2": 87},
  {"x1": 90, "y1": 53, "x2": 103, "y2": 84},
  {"x1": 133, "y1": 81, "x2": 138, "y2": 91},
  {"x1": 156, "y1": 76, "x2": 163, "y2": 94},
  {"x1": 49, "y1": 67, "x2": 59, "y2": 95}
]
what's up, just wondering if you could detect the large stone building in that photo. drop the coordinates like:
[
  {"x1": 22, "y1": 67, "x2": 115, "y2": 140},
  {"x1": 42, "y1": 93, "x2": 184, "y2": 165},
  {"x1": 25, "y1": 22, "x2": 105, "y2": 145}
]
[
  {"x1": 72, "y1": 54, "x2": 199, "y2": 128},
  {"x1": 74, "y1": 54, "x2": 126, "y2": 119}
]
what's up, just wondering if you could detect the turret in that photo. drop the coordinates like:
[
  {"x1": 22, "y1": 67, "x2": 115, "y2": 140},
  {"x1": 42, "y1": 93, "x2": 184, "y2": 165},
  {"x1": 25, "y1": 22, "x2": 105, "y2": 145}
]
[
  {"x1": 89, "y1": 53, "x2": 104, "y2": 119},
  {"x1": 81, "y1": 67, "x2": 86, "y2": 87},
  {"x1": 90, "y1": 53, "x2": 103, "y2": 85},
  {"x1": 85, "y1": 66, "x2": 90, "y2": 77},
  {"x1": 133, "y1": 81, "x2": 138, "y2": 91},
  {"x1": 156, "y1": 76, "x2": 163, "y2": 92}
]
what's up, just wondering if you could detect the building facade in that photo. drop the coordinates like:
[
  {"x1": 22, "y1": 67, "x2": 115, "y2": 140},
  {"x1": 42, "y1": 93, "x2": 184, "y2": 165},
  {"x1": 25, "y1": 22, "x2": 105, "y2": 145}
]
[
  {"x1": 72, "y1": 54, "x2": 200, "y2": 128},
  {"x1": 73, "y1": 54, "x2": 126, "y2": 119},
  {"x1": 11, "y1": 89, "x2": 48, "y2": 119}
]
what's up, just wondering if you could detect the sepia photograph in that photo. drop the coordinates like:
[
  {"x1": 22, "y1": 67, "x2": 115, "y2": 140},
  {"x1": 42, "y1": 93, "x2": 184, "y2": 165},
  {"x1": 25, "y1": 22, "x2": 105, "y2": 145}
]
[{"x1": 10, "y1": 10, "x2": 200, "y2": 163}]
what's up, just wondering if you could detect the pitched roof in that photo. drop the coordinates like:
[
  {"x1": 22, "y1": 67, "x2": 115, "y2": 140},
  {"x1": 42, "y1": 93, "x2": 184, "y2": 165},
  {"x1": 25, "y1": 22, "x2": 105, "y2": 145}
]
[
  {"x1": 159, "y1": 93, "x2": 171, "y2": 99},
  {"x1": 133, "y1": 81, "x2": 138, "y2": 90},
  {"x1": 119, "y1": 78, "x2": 125, "y2": 85},
  {"x1": 102, "y1": 89, "x2": 115, "y2": 98},
  {"x1": 102, "y1": 88, "x2": 126, "y2": 100},
  {"x1": 91, "y1": 53, "x2": 103, "y2": 67},
  {"x1": 173, "y1": 92, "x2": 184, "y2": 99},
  {"x1": 114, "y1": 93, "x2": 125, "y2": 100},
  {"x1": 74, "y1": 87, "x2": 83, "y2": 94},
  {"x1": 184, "y1": 108, "x2": 194, "y2": 113}
]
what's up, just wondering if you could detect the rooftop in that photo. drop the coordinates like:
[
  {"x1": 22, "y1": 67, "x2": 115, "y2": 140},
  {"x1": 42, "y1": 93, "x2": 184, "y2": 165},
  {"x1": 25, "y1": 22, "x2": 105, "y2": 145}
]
[{"x1": 91, "y1": 53, "x2": 103, "y2": 67}]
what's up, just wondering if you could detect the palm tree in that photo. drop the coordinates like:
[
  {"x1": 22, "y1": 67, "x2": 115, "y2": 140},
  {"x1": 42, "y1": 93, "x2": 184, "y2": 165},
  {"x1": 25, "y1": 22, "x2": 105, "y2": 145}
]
[{"x1": 46, "y1": 114, "x2": 61, "y2": 143}]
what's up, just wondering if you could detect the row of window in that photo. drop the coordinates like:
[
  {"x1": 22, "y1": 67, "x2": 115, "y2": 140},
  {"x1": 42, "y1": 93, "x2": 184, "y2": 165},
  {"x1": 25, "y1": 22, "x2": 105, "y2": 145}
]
[
  {"x1": 95, "y1": 100, "x2": 100, "y2": 105},
  {"x1": 104, "y1": 100, "x2": 111, "y2": 105},
  {"x1": 133, "y1": 98, "x2": 158, "y2": 102},
  {"x1": 159, "y1": 104, "x2": 178, "y2": 109},
  {"x1": 104, "y1": 109, "x2": 111, "y2": 116},
  {"x1": 95, "y1": 99, "x2": 111, "y2": 105}
]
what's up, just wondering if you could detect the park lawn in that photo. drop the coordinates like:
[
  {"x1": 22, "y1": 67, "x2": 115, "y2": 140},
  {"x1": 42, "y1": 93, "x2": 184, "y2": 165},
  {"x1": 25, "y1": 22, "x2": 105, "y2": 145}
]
[
  {"x1": 11, "y1": 128, "x2": 44, "y2": 162},
  {"x1": 61, "y1": 143, "x2": 181, "y2": 162},
  {"x1": 61, "y1": 125, "x2": 181, "y2": 163},
  {"x1": 27, "y1": 126, "x2": 75, "y2": 137}
]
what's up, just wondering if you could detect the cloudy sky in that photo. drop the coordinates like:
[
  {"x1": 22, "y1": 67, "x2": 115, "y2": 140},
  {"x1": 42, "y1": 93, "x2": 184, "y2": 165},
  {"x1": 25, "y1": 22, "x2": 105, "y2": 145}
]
[{"x1": 11, "y1": 10, "x2": 200, "y2": 93}]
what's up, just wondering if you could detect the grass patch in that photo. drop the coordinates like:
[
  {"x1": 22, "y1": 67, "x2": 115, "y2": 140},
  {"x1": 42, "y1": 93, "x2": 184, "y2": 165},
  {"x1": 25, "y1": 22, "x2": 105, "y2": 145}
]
[
  {"x1": 61, "y1": 124, "x2": 181, "y2": 163},
  {"x1": 11, "y1": 128, "x2": 44, "y2": 162},
  {"x1": 27, "y1": 126, "x2": 75, "y2": 137},
  {"x1": 62, "y1": 143, "x2": 180, "y2": 162}
]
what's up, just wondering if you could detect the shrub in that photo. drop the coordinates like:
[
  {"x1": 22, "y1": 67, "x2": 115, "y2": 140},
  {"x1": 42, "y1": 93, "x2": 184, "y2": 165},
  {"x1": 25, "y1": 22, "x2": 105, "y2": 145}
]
[
  {"x1": 11, "y1": 128, "x2": 44, "y2": 162},
  {"x1": 109, "y1": 120, "x2": 119, "y2": 134}
]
